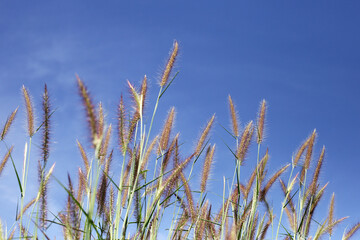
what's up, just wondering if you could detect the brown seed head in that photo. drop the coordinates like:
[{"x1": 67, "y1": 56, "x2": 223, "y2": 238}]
[
  {"x1": 245, "y1": 163, "x2": 259, "y2": 200},
  {"x1": 328, "y1": 193, "x2": 335, "y2": 236},
  {"x1": 300, "y1": 129, "x2": 317, "y2": 183},
  {"x1": 260, "y1": 164, "x2": 290, "y2": 200},
  {"x1": 1, "y1": 107, "x2": 18, "y2": 140},
  {"x1": 228, "y1": 95, "x2": 239, "y2": 137},
  {"x1": 142, "y1": 135, "x2": 159, "y2": 171},
  {"x1": 78, "y1": 168, "x2": 87, "y2": 200},
  {"x1": 76, "y1": 75, "x2": 99, "y2": 147},
  {"x1": 118, "y1": 95, "x2": 127, "y2": 154},
  {"x1": 158, "y1": 107, "x2": 175, "y2": 154},
  {"x1": 305, "y1": 129, "x2": 317, "y2": 170},
  {"x1": 77, "y1": 140, "x2": 89, "y2": 175},
  {"x1": 160, "y1": 40, "x2": 179, "y2": 87},
  {"x1": 309, "y1": 146, "x2": 325, "y2": 195},
  {"x1": 196, "y1": 200, "x2": 209, "y2": 239},
  {"x1": 127, "y1": 80, "x2": 141, "y2": 114},
  {"x1": 17, "y1": 198, "x2": 36, "y2": 221},
  {"x1": 127, "y1": 111, "x2": 140, "y2": 147},
  {"x1": 257, "y1": 99, "x2": 266, "y2": 144},
  {"x1": 260, "y1": 218, "x2": 272, "y2": 240},
  {"x1": 100, "y1": 124, "x2": 112, "y2": 165},
  {"x1": 0, "y1": 146, "x2": 13, "y2": 177},
  {"x1": 159, "y1": 153, "x2": 195, "y2": 200},
  {"x1": 293, "y1": 137, "x2": 310, "y2": 166},
  {"x1": 97, "y1": 102, "x2": 104, "y2": 138},
  {"x1": 180, "y1": 172, "x2": 195, "y2": 220},
  {"x1": 161, "y1": 133, "x2": 179, "y2": 172},
  {"x1": 22, "y1": 86, "x2": 34, "y2": 137},
  {"x1": 41, "y1": 84, "x2": 51, "y2": 166},
  {"x1": 195, "y1": 114, "x2": 215, "y2": 155},
  {"x1": 200, "y1": 144, "x2": 215, "y2": 193},
  {"x1": 344, "y1": 222, "x2": 360, "y2": 240},
  {"x1": 38, "y1": 160, "x2": 48, "y2": 230},
  {"x1": 236, "y1": 121, "x2": 254, "y2": 164},
  {"x1": 140, "y1": 75, "x2": 147, "y2": 114},
  {"x1": 279, "y1": 178, "x2": 295, "y2": 214}
]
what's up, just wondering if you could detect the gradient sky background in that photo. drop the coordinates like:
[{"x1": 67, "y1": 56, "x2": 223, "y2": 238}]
[{"x1": 0, "y1": 1, "x2": 360, "y2": 239}]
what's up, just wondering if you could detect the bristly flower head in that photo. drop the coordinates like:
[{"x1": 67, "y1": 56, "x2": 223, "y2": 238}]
[
  {"x1": 236, "y1": 121, "x2": 254, "y2": 164},
  {"x1": 201, "y1": 144, "x2": 215, "y2": 193},
  {"x1": 160, "y1": 40, "x2": 179, "y2": 87},
  {"x1": 1, "y1": 107, "x2": 18, "y2": 141},
  {"x1": 41, "y1": 84, "x2": 51, "y2": 165},
  {"x1": 228, "y1": 95, "x2": 240, "y2": 138},
  {"x1": 195, "y1": 114, "x2": 215, "y2": 156},
  {"x1": 22, "y1": 86, "x2": 34, "y2": 137},
  {"x1": 257, "y1": 99, "x2": 266, "y2": 144},
  {"x1": 76, "y1": 75, "x2": 99, "y2": 148},
  {"x1": 158, "y1": 107, "x2": 175, "y2": 155}
]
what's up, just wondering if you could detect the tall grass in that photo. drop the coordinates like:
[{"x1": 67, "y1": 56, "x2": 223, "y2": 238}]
[{"x1": 0, "y1": 41, "x2": 358, "y2": 240}]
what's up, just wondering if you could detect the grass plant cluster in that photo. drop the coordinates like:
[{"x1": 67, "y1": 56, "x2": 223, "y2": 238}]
[{"x1": 0, "y1": 41, "x2": 359, "y2": 240}]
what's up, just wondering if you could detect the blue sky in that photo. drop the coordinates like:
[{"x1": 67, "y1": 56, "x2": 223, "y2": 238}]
[{"x1": 0, "y1": 1, "x2": 360, "y2": 239}]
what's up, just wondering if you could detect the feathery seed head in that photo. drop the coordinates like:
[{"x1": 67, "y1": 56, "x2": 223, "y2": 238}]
[
  {"x1": 158, "y1": 107, "x2": 175, "y2": 155},
  {"x1": 140, "y1": 75, "x2": 147, "y2": 114},
  {"x1": 344, "y1": 222, "x2": 360, "y2": 240},
  {"x1": 142, "y1": 135, "x2": 159, "y2": 171},
  {"x1": 245, "y1": 150, "x2": 268, "y2": 199},
  {"x1": 309, "y1": 146, "x2": 325, "y2": 195},
  {"x1": 118, "y1": 95, "x2": 127, "y2": 154},
  {"x1": 97, "y1": 102, "x2": 104, "y2": 138},
  {"x1": 293, "y1": 137, "x2": 310, "y2": 166},
  {"x1": 180, "y1": 172, "x2": 195, "y2": 220},
  {"x1": 305, "y1": 129, "x2": 317, "y2": 170},
  {"x1": 228, "y1": 95, "x2": 240, "y2": 137},
  {"x1": 260, "y1": 164, "x2": 290, "y2": 200},
  {"x1": 17, "y1": 198, "x2": 36, "y2": 221},
  {"x1": 236, "y1": 121, "x2": 254, "y2": 164},
  {"x1": 160, "y1": 40, "x2": 179, "y2": 87},
  {"x1": 41, "y1": 84, "x2": 51, "y2": 166},
  {"x1": 195, "y1": 114, "x2": 215, "y2": 155},
  {"x1": 158, "y1": 153, "x2": 195, "y2": 201},
  {"x1": 77, "y1": 140, "x2": 89, "y2": 175},
  {"x1": 127, "y1": 80, "x2": 142, "y2": 115},
  {"x1": 77, "y1": 168, "x2": 86, "y2": 204},
  {"x1": 76, "y1": 75, "x2": 99, "y2": 147},
  {"x1": 161, "y1": 133, "x2": 179, "y2": 172},
  {"x1": 126, "y1": 111, "x2": 140, "y2": 148},
  {"x1": 99, "y1": 124, "x2": 112, "y2": 165},
  {"x1": 257, "y1": 99, "x2": 266, "y2": 144},
  {"x1": 201, "y1": 144, "x2": 215, "y2": 193},
  {"x1": 1, "y1": 107, "x2": 18, "y2": 140},
  {"x1": 0, "y1": 146, "x2": 13, "y2": 177},
  {"x1": 300, "y1": 129, "x2": 317, "y2": 183},
  {"x1": 328, "y1": 193, "x2": 335, "y2": 236},
  {"x1": 22, "y1": 86, "x2": 34, "y2": 137}
]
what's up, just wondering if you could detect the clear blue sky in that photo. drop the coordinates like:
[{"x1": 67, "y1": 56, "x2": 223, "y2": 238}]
[{"x1": 0, "y1": 1, "x2": 359, "y2": 239}]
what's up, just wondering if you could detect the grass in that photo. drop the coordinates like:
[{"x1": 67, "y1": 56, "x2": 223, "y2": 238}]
[{"x1": 0, "y1": 40, "x2": 359, "y2": 239}]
